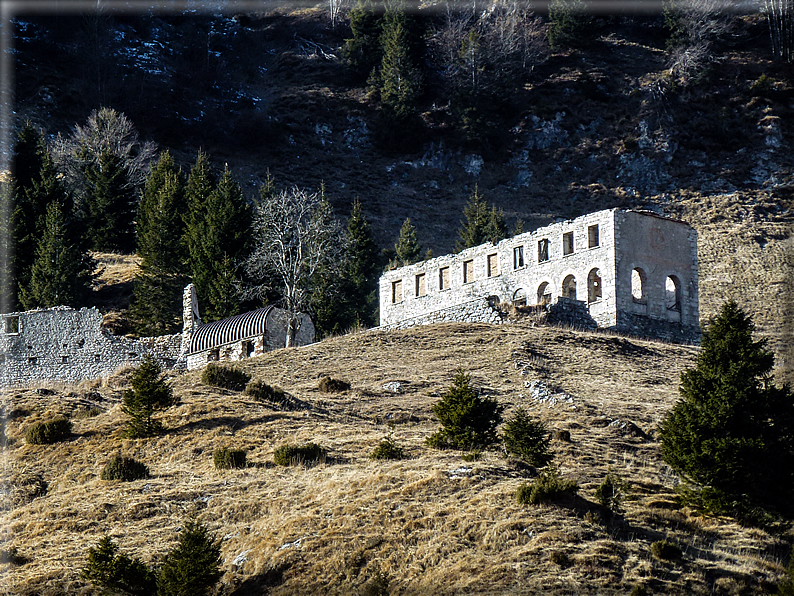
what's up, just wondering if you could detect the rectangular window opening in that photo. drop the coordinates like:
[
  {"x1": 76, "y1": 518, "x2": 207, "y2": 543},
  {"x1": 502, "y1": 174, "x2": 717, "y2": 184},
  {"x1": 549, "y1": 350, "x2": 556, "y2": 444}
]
[
  {"x1": 513, "y1": 246, "x2": 524, "y2": 269},
  {"x1": 4, "y1": 316, "x2": 19, "y2": 334},
  {"x1": 563, "y1": 232, "x2": 574, "y2": 256},
  {"x1": 391, "y1": 280, "x2": 403, "y2": 303},
  {"x1": 208, "y1": 348, "x2": 220, "y2": 362},
  {"x1": 61, "y1": 356, "x2": 69, "y2": 364},
  {"x1": 487, "y1": 254, "x2": 499, "y2": 277},
  {"x1": 588, "y1": 224, "x2": 600, "y2": 248},
  {"x1": 439, "y1": 267, "x2": 450, "y2": 291},
  {"x1": 463, "y1": 260, "x2": 474, "y2": 284},
  {"x1": 538, "y1": 239, "x2": 549, "y2": 263},
  {"x1": 415, "y1": 273, "x2": 426, "y2": 297},
  {"x1": 28, "y1": 357, "x2": 37, "y2": 365}
]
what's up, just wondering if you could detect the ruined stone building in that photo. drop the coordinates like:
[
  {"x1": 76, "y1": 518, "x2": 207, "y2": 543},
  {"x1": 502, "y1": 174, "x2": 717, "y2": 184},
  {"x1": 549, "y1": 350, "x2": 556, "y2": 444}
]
[
  {"x1": 379, "y1": 208, "x2": 700, "y2": 343},
  {"x1": 0, "y1": 284, "x2": 314, "y2": 386}
]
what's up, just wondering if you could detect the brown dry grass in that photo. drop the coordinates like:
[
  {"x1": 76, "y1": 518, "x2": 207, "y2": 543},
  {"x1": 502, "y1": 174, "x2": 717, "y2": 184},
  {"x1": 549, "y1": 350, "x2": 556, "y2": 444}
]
[{"x1": 1, "y1": 322, "x2": 790, "y2": 595}]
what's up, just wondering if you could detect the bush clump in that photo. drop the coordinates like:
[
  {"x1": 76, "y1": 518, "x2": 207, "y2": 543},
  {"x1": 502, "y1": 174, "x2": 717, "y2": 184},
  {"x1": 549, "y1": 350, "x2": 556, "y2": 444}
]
[
  {"x1": 318, "y1": 376, "x2": 351, "y2": 393},
  {"x1": 213, "y1": 447, "x2": 247, "y2": 470},
  {"x1": 82, "y1": 536, "x2": 157, "y2": 596},
  {"x1": 101, "y1": 455, "x2": 150, "y2": 482},
  {"x1": 201, "y1": 362, "x2": 251, "y2": 391},
  {"x1": 595, "y1": 468, "x2": 629, "y2": 515},
  {"x1": 274, "y1": 442, "x2": 327, "y2": 466},
  {"x1": 244, "y1": 379, "x2": 288, "y2": 407},
  {"x1": 516, "y1": 465, "x2": 579, "y2": 505},
  {"x1": 25, "y1": 417, "x2": 71, "y2": 445},
  {"x1": 370, "y1": 436, "x2": 405, "y2": 461},
  {"x1": 502, "y1": 408, "x2": 553, "y2": 466},
  {"x1": 426, "y1": 369, "x2": 504, "y2": 450},
  {"x1": 650, "y1": 540, "x2": 682, "y2": 561}
]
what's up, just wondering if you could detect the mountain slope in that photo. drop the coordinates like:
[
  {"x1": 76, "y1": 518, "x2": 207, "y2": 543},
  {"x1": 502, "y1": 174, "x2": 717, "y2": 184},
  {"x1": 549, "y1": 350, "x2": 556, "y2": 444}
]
[{"x1": 2, "y1": 322, "x2": 789, "y2": 595}]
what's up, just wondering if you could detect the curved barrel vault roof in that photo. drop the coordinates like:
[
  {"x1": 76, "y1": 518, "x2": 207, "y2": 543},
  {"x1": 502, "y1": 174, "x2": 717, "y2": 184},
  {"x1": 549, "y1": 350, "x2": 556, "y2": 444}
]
[{"x1": 189, "y1": 306, "x2": 275, "y2": 354}]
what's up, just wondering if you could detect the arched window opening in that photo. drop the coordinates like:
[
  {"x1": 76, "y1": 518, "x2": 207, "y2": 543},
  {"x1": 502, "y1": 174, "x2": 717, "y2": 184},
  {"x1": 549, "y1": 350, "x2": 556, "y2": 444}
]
[
  {"x1": 537, "y1": 282, "x2": 551, "y2": 305},
  {"x1": 562, "y1": 275, "x2": 577, "y2": 300},
  {"x1": 631, "y1": 268, "x2": 647, "y2": 302},
  {"x1": 665, "y1": 275, "x2": 682, "y2": 312},
  {"x1": 512, "y1": 288, "x2": 527, "y2": 307},
  {"x1": 587, "y1": 268, "x2": 602, "y2": 303}
]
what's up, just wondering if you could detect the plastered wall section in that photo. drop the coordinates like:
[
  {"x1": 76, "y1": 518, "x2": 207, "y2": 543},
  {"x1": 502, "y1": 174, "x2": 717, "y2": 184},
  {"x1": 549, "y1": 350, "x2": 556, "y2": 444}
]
[
  {"x1": 0, "y1": 307, "x2": 182, "y2": 386},
  {"x1": 614, "y1": 211, "x2": 699, "y2": 341},
  {"x1": 185, "y1": 310, "x2": 315, "y2": 370},
  {"x1": 380, "y1": 209, "x2": 618, "y2": 328}
]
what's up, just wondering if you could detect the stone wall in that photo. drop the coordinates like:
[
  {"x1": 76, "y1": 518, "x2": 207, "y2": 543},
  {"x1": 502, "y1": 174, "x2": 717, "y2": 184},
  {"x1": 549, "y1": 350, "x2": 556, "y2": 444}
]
[
  {"x1": 379, "y1": 208, "x2": 700, "y2": 343},
  {"x1": 0, "y1": 307, "x2": 183, "y2": 386},
  {"x1": 378, "y1": 296, "x2": 506, "y2": 331}
]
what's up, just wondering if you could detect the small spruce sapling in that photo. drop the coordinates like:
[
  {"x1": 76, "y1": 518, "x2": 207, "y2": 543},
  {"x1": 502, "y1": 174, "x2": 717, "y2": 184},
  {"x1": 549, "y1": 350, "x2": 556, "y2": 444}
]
[
  {"x1": 122, "y1": 355, "x2": 175, "y2": 438},
  {"x1": 157, "y1": 519, "x2": 222, "y2": 596},
  {"x1": 426, "y1": 369, "x2": 504, "y2": 450},
  {"x1": 82, "y1": 536, "x2": 157, "y2": 596},
  {"x1": 502, "y1": 408, "x2": 553, "y2": 467}
]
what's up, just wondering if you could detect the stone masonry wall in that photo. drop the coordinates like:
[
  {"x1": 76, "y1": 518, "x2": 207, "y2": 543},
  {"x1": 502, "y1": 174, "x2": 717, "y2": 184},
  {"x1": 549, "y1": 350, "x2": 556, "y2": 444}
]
[
  {"x1": 380, "y1": 208, "x2": 700, "y2": 343},
  {"x1": 380, "y1": 209, "x2": 618, "y2": 327},
  {"x1": 0, "y1": 307, "x2": 183, "y2": 386}
]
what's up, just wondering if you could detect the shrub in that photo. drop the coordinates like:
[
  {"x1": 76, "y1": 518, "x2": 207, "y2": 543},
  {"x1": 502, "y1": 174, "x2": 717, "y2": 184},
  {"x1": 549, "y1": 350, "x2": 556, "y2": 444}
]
[
  {"x1": 462, "y1": 450, "x2": 481, "y2": 462},
  {"x1": 370, "y1": 436, "x2": 405, "y2": 461},
  {"x1": 318, "y1": 376, "x2": 351, "y2": 393},
  {"x1": 82, "y1": 536, "x2": 157, "y2": 596},
  {"x1": 274, "y1": 442, "x2": 327, "y2": 466},
  {"x1": 516, "y1": 466, "x2": 579, "y2": 505},
  {"x1": 245, "y1": 379, "x2": 288, "y2": 407},
  {"x1": 100, "y1": 455, "x2": 150, "y2": 482},
  {"x1": 361, "y1": 568, "x2": 390, "y2": 596},
  {"x1": 553, "y1": 429, "x2": 571, "y2": 442},
  {"x1": 650, "y1": 540, "x2": 682, "y2": 561},
  {"x1": 595, "y1": 468, "x2": 629, "y2": 515},
  {"x1": 157, "y1": 519, "x2": 222, "y2": 596},
  {"x1": 777, "y1": 546, "x2": 794, "y2": 596},
  {"x1": 426, "y1": 369, "x2": 504, "y2": 450},
  {"x1": 122, "y1": 355, "x2": 175, "y2": 438},
  {"x1": 750, "y1": 74, "x2": 774, "y2": 96},
  {"x1": 0, "y1": 546, "x2": 27, "y2": 565},
  {"x1": 502, "y1": 408, "x2": 553, "y2": 466},
  {"x1": 213, "y1": 447, "x2": 247, "y2": 469},
  {"x1": 201, "y1": 362, "x2": 251, "y2": 391},
  {"x1": 548, "y1": 0, "x2": 593, "y2": 49},
  {"x1": 25, "y1": 417, "x2": 71, "y2": 445}
]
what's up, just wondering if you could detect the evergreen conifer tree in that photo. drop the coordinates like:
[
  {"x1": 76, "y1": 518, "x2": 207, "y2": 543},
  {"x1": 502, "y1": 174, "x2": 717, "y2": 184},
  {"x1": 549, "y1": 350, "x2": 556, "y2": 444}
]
[
  {"x1": 82, "y1": 150, "x2": 136, "y2": 252},
  {"x1": 82, "y1": 536, "x2": 156, "y2": 596},
  {"x1": 342, "y1": 0, "x2": 384, "y2": 77},
  {"x1": 121, "y1": 355, "x2": 175, "y2": 438},
  {"x1": 378, "y1": 9, "x2": 423, "y2": 122},
  {"x1": 157, "y1": 519, "x2": 222, "y2": 596},
  {"x1": 343, "y1": 199, "x2": 379, "y2": 325},
  {"x1": 427, "y1": 369, "x2": 505, "y2": 450},
  {"x1": 456, "y1": 185, "x2": 488, "y2": 251},
  {"x1": 130, "y1": 151, "x2": 187, "y2": 335},
  {"x1": 12, "y1": 120, "x2": 46, "y2": 197},
  {"x1": 184, "y1": 164, "x2": 251, "y2": 322},
  {"x1": 19, "y1": 199, "x2": 94, "y2": 310},
  {"x1": 395, "y1": 217, "x2": 422, "y2": 266},
  {"x1": 659, "y1": 301, "x2": 794, "y2": 515}
]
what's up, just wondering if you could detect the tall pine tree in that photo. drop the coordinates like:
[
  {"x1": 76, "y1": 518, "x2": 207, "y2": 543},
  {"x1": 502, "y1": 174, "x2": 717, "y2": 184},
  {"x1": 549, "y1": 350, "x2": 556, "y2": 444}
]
[
  {"x1": 456, "y1": 186, "x2": 507, "y2": 251},
  {"x1": 659, "y1": 301, "x2": 794, "y2": 516},
  {"x1": 342, "y1": 0, "x2": 384, "y2": 78},
  {"x1": 395, "y1": 217, "x2": 422, "y2": 266},
  {"x1": 130, "y1": 151, "x2": 187, "y2": 335},
  {"x1": 19, "y1": 199, "x2": 94, "y2": 309},
  {"x1": 82, "y1": 150, "x2": 136, "y2": 252},
  {"x1": 377, "y1": 9, "x2": 423, "y2": 123},
  {"x1": 184, "y1": 163, "x2": 251, "y2": 322}
]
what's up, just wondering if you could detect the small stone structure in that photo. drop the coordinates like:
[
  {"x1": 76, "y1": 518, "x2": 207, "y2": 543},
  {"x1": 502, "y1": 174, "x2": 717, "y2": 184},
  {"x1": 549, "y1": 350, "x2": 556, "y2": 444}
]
[
  {"x1": 379, "y1": 208, "x2": 700, "y2": 343},
  {"x1": 0, "y1": 284, "x2": 315, "y2": 386}
]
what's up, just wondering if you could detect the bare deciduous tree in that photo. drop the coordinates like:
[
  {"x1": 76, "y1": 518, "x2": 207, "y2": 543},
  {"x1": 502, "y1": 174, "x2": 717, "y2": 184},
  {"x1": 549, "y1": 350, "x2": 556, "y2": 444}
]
[
  {"x1": 50, "y1": 107, "x2": 157, "y2": 213},
  {"x1": 665, "y1": 0, "x2": 733, "y2": 83},
  {"x1": 765, "y1": 0, "x2": 794, "y2": 62},
  {"x1": 244, "y1": 186, "x2": 346, "y2": 347}
]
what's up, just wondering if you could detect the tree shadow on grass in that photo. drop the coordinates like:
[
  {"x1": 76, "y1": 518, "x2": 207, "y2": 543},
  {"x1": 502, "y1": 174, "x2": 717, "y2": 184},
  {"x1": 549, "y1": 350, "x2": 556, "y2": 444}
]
[
  {"x1": 228, "y1": 562, "x2": 290, "y2": 595},
  {"x1": 168, "y1": 414, "x2": 290, "y2": 435}
]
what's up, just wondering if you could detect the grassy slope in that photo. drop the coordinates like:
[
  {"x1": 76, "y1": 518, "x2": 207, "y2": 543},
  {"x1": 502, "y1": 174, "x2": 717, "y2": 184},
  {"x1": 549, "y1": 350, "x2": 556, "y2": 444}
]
[{"x1": 2, "y1": 322, "x2": 790, "y2": 595}]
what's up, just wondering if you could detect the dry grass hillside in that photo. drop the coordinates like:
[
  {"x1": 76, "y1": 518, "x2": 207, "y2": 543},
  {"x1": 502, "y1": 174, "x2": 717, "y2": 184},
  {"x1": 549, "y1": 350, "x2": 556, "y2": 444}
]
[{"x1": 1, "y1": 322, "x2": 791, "y2": 595}]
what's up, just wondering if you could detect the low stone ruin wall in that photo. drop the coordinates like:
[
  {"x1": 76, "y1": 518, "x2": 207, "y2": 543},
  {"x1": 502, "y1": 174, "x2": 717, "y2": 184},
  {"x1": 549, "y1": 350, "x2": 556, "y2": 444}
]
[{"x1": 377, "y1": 296, "x2": 507, "y2": 331}]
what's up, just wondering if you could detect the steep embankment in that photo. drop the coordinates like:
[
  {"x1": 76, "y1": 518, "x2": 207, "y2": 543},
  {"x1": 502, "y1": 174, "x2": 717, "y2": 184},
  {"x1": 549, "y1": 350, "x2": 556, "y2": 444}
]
[{"x1": 1, "y1": 322, "x2": 790, "y2": 595}]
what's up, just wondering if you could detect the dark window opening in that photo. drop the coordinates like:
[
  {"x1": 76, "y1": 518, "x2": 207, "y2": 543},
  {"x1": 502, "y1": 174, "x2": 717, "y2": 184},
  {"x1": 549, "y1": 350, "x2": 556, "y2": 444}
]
[
  {"x1": 538, "y1": 239, "x2": 549, "y2": 262},
  {"x1": 415, "y1": 273, "x2": 426, "y2": 297},
  {"x1": 5, "y1": 316, "x2": 19, "y2": 334},
  {"x1": 463, "y1": 260, "x2": 474, "y2": 284},
  {"x1": 513, "y1": 246, "x2": 524, "y2": 269},
  {"x1": 563, "y1": 232, "x2": 574, "y2": 256},
  {"x1": 439, "y1": 267, "x2": 450, "y2": 290},
  {"x1": 588, "y1": 224, "x2": 599, "y2": 248}
]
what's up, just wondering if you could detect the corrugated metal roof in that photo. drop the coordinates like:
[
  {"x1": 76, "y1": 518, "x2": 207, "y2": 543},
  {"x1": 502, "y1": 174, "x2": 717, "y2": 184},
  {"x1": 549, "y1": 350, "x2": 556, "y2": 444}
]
[{"x1": 189, "y1": 306, "x2": 275, "y2": 354}]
